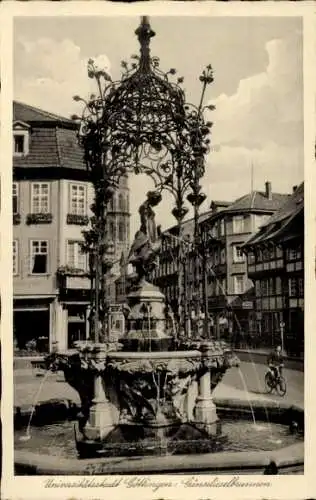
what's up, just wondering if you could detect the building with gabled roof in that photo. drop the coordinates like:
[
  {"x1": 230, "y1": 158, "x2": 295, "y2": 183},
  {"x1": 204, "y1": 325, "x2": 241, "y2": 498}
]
[
  {"x1": 13, "y1": 101, "x2": 130, "y2": 353},
  {"x1": 13, "y1": 101, "x2": 86, "y2": 171},
  {"x1": 152, "y1": 181, "x2": 290, "y2": 343},
  {"x1": 241, "y1": 183, "x2": 304, "y2": 356}
]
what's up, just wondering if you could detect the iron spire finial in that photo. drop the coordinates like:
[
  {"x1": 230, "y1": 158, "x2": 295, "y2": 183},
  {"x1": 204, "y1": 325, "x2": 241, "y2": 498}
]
[{"x1": 135, "y1": 16, "x2": 155, "y2": 72}]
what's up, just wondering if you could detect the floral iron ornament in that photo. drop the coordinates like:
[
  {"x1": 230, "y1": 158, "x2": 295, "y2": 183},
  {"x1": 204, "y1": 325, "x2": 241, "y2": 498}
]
[
  {"x1": 72, "y1": 16, "x2": 214, "y2": 208},
  {"x1": 72, "y1": 16, "x2": 215, "y2": 341}
]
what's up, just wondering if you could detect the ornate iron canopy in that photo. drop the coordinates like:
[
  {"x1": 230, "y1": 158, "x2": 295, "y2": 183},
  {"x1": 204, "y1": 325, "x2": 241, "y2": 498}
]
[
  {"x1": 74, "y1": 16, "x2": 215, "y2": 342},
  {"x1": 74, "y1": 16, "x2": 214, "y2": 219}
]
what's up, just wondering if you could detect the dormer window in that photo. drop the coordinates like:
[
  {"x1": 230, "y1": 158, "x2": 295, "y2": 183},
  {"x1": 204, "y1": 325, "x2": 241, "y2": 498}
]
[
  {"x1": 14, "y1": 135, "x2": 25, "y2": 154},
  {"x1": 13, "y1": 121, "x2": 30, "y2": 157}
]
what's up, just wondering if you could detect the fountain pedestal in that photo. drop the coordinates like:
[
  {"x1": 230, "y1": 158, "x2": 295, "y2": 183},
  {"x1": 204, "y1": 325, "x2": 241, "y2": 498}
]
[
  {"x1": 194, "y1": 343, "x2": 218, "y2": 435},
  {"x1": 80, "y1": 344, "x2": 117, "y2": 442},
  {"x1": 121, "y1": 279, "x2": 173, "y2": 352}
]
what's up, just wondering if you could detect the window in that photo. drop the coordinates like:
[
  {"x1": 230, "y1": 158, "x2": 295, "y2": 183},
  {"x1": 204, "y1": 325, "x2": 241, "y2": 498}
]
[
  {"x1": 210, "y1": 224, "x2": 217, "y2": 239},
  {"x1": 269, "y1": 247, "x2": 276, "y2": 260},
  {"x1": 220, "y1": 248, "x2": 226, "y2": 264},
  {"x1": 30, "y1": 240, "x2": 48, "y2": 274},
  {"x1": 13, "y1": 132, "x2": 29, "y2": 156},
  {"x1": 112, "y1": 221, "x2": 117, "y2": 240},
  {"x1": 276, "y1": 277, "x2": 282, "y2": 295},
  {"x1": 289, "y1": 277, "x2": 304, "y2": 298},
  {"x1": 118, "y1": 222, "x2": 125, "y2": 242},
  {"x1": 269, "y1": 277, "x2": 275, "y2": 295},
  {"x1": 14, "y1": 135, "x2": 25, "y2": 154},
  {"x1": 234, "y1": 275, "x2": 244, "y2": 294},
  {"x1": 70, "y1": 184, "x2": 86, "y2": 215},
  {"x1": 288, "y1": 248, "x2": 296, "y2": 260},
  {"x1": 220, "y1": 219, "x2": 225, "y2": 236},
  {"x1": 287, "y1": 246, "x2": 302, "y2": 261},
  {"x1": 13, "y1": 240, "x2": 18, "y2": 275},
  {"x1": 108, "y1": 222, "x2": 113, "y2": 240},
  {"x1": 13, "y1": 183, "x2": 19, "y2": 214},
  {"x1": 13, "y1": 124, "x2": 30, "y2": 156},
  {"x1": 261, "y1": 279, "x2": 269, "y2": 296},
  {"x1": 67, "y1": 241, "x2": 87, "y2": 270},
  {"x1": 298, "y1": 278, "x2": 304, "y2": 297},
  {"x1": 232, "y1": 216, "x2": 245, "y2": 234},
  {"x1": 108, "y1": 197, "x2": 115, "y2": 211},
  {"x1": 232, "y1": 244, "x2": 244, "y2": 263},
  {"x1": 262, "y1": 248, "x2": 270, "y2": 261},
  {"x1": 289, "y1": 278, "x2": 297, "y2": 297},
  {"x1": 248, "y1": 252, "x2": 255, "y2": 265},
  {"x1": 31, "y1": 183, "x2": 49, "y2": 213},
  {"x1": 256, "y1": 249, "x2": 262, "y2": 262},
  {"x1": 118, "y1": 194, "x2": 124, "y2": 211}
]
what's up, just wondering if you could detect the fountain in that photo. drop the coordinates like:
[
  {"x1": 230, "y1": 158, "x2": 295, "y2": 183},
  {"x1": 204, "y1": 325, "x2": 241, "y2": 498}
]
[
  {"x1": 14, "y1": 16, "x2": 304, "y2": 474},
  {"x1": 43, "y1": 187, "x2": 240, "y2": 458}
]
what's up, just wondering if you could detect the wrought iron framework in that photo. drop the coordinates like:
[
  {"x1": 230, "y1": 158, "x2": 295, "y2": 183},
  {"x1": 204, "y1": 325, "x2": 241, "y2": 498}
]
[{"x1": 74, "y1": 16, "x2": 215, "y2": 342}]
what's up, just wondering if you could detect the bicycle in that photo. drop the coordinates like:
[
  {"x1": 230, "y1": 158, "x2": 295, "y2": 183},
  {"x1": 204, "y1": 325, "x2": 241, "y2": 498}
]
[{"x1": 264, "y1": 368, "x2": 287, "y2": 396}]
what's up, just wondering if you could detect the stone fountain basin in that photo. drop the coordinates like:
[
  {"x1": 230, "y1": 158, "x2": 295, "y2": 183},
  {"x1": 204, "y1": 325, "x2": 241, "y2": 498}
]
[
  {"x1": 108, "y1": 350, "x2": 201, "y2": 359},
  {"x1": 14, "y1": 399, "x2": 304, "y2": 475},
  {"x1": 19, "y1": 346, "x2": 302, "y2": 473}
]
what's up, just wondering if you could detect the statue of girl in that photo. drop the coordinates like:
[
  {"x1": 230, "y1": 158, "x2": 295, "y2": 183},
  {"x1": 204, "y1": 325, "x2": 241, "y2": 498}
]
[{"x1": 128, "y1": 190, "x2": 162, "y2": 281}]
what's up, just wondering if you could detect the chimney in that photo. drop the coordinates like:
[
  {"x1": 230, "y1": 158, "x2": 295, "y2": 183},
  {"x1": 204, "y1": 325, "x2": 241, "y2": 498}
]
[
  {"x1": 210, "y1": 201, "x2": 216, "y2": 213},
  {"x1": 293, "y1": 185, "x2": 298, "y2": 193},
  {"x1": 265, "y1": 181, "x2": 272, "y2": 200}
]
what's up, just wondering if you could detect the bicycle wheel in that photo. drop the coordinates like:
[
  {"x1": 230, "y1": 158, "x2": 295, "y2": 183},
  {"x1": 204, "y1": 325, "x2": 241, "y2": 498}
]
[
  {"x1": 277, "y1": 376, "x2": 287, "y2": 397},
  {"x1": 265, "y1": 372, "x2": 273, "y2": 393}
]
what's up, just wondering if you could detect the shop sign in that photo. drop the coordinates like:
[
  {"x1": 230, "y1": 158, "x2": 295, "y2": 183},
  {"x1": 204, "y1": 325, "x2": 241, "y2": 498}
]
[
  {"x1": 66, "y1": 276, "x2": 90, "y2": 290},
  {"x1": 109, "y1": 304, "x2": 123, "y2": 313},
  {"x1": 242, "y1": 301, "x2": 253, "y2": 310}
]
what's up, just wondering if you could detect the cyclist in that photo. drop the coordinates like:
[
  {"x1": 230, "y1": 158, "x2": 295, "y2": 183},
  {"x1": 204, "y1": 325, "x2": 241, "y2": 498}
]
[{"x1": 267, "y1": 344, "x2": 284, "y2": 381}]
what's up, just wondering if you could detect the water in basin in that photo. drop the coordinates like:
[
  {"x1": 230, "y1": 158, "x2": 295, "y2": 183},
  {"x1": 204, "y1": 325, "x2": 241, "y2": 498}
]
[{"x1": 14, "y1": 419, "x2": 303, "y2": 460}]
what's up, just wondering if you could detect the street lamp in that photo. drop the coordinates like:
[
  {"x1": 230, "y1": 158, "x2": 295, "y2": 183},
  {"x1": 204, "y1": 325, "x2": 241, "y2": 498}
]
[{"x1": 280, "y1": 321, "x2": 285, "y2": 353}]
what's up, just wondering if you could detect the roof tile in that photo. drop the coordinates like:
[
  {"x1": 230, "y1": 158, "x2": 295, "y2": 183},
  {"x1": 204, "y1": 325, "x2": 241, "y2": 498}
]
[
  {"x1": 56, "y1": 127, "x2": 86, "y2": 170},
  {"x1": 13, "y1": 101, "x2": 75, "y2": 126},
  {"x1": 14, "y1": 127, "x2": 59, "y2": 168},
  {"x1": 227, "y1": 191, "x2": 290, "y2": 213},
  {"x1": 242, "y1": 182, "x2": 304, "y2": 246},
  {"x1": 13, "y1": 101, "x2": 86, "y2": 171}
]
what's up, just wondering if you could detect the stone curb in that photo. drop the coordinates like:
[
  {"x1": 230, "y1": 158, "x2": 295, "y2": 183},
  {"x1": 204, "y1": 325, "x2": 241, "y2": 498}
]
[
  {"x1": 15, "y1": 442, "x2": 304, "y2": 475},
  {"x1": 14, "y1": 396, "x2": 304, "y2": 475}
]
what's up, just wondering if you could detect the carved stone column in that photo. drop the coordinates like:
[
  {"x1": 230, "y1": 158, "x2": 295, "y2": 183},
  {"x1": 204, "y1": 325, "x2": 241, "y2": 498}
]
[
  {"x1": 84, "y1": 344, "x2": 117, "y2": 440},
  {"x1": 193, "y1": 342, "x2": 218, "y2": 435}
]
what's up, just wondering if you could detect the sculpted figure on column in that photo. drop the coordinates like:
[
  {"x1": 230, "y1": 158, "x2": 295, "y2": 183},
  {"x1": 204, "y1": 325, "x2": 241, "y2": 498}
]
[{"x1": 128, "y1": 190, "x2": 162, "y2": 282}]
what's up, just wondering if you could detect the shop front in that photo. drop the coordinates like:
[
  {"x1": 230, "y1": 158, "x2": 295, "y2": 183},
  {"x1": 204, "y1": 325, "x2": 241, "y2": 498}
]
[
  {"x1": 13, "y1": 298, "x2": 53, "y2": 354},
  {"x1": 67, "y1": 304, "x2": 88, "y2": 348},
  {"x1": 57, "y1": 271, "x2": 91, "y2": 350}
]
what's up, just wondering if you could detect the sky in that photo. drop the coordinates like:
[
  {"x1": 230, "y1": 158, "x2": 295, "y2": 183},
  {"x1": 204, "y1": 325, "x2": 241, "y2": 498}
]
[{"x1": 14, "y1": 15, "x2": 304, "y2": 237}]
